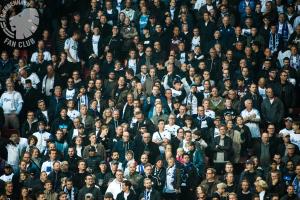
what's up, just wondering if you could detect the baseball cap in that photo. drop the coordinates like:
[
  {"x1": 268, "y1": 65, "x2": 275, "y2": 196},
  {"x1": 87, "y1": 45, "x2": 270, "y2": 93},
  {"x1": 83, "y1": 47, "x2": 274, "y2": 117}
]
[
  {"x1": 282, "y1": 132, "x2": 290, "y2": 137},
  {"x1": 285, "y1": 117, "x2": 293, "y2": 122},
  {"x1": 246, "y1": 160, "x2": 254, "y2": 165}
]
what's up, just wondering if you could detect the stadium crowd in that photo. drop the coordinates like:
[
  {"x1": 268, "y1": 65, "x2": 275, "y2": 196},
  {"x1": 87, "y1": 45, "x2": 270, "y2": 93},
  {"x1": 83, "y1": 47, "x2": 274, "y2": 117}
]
[{"x1": 0, "y1": 0, "x2": 300, "y2": 199}]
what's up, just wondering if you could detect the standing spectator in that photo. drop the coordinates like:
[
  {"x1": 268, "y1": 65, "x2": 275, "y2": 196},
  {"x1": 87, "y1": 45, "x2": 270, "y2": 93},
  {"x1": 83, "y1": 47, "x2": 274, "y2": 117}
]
[
  {"x1": 241, "y1": 99, "x2": 261, "y2": 138},
  {"x1": 116, "y1": 180, "x2": 137, "y2": 200},
  {"x1": 273, "y1": 71, "x2": 295, "y2": 115},
  {"x1": 261, "y1": 87, "x2": 284, "y2": 126},
  {"x1": 64, "y1": 31, "x2": 81, "y2": 74},
  {"x1": 135, "y1": 132, "x2": 160, "y2": 165},
  {"x1": 212, "y1": 125, "x2": 233, "y2": 171},
  {"x1": 48, "y1": 86, "x2": 66, "y2": 118},
  {"x1": 162, "y1": 157, "x2": 181, "y2": 200},
  {"x1": 253, "y1": 132, "x2": 276, "y2": 173},
  {"x1": 200, "y1": 168, "x2": 220, "y2": 199},
  {"x1": 139, "y1": 178, "x2": 161, "y2": 200},
  {"x1": 106, "y1": 169, "x2": 124, "y2": 199},
  {"x1": 33, "y1": 121, "x2": 52, "y2": 153},
  {"x1": 0, "y1": 78, "x2": 23, "y2": 129},
  {"x1": 43, "y1": 180, "x2": 58, "y2": 200},
  {"x1": 78, "y1": 174, "x2": 102, "y2": 200}
]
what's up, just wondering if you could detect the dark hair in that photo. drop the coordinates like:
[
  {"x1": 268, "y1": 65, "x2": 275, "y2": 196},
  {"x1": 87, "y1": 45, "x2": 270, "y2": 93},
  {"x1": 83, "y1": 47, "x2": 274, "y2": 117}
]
[{"x1": 122, "y1": 180, "x2": 132, "y2": 188}]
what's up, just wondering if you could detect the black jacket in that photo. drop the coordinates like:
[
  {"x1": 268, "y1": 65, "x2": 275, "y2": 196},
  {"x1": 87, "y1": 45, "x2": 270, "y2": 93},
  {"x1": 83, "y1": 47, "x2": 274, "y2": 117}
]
[
  {"x1": 113, "y1": 140, "x2": 135, "y2": 162},
  {"x1": 51, "y1": 116, "x2": 73, "y2": 135},
  {"x1": 212, "y1": 136, "x2": 233, "y2": 162},
  {"x1": 0, "y1": 59, "x2": 15, "y2": 83},
  {"x1": 135, "y1": 142, "x2": 160, "y2": 165},
  {"x1": 48, "y1": 96, "x2": 66, "y2": 118},
  {"x1": 273, "y1": 81, "x2": 295, "y2": 109},
  {"x1": 138, "y1": 189, "x2": 161, "y2": 200},
  {"x1": 85, "y1": 35, "x2": 105, "y2": 59},
  {"x1": 36, "y1": 108, "x2": 54, "y2": 125},
  {"x1": 253, "y1": 140, "x2": 277, "y2": 163},
  {"x1": 116, "y1": 190, "x2": 137, "y2": 200},
  {"x1": 22, "y1": 87, "x2": 41, "y2": 113},
  {"x1": 78, "y1": 185, "x2": 102, "y2": 200},
  {"x1": 21, "y1": 120, "x2": 38, "y2": 138}
]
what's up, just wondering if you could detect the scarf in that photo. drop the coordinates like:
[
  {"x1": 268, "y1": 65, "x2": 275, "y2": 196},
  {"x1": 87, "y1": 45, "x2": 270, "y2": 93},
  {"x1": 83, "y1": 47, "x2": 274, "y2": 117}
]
[
  {"x1": 64, "y1": 186, "x2": 75, "y2": 200},
  {"x1": 277, "y1": 22, "x2": 289, "y2": 41},
  {"x1": 290, "y1": 55, "x2": 300, "y2": 70},
  {"x1": 269, "y1": 33, "x2": 280, "y2": 53}
]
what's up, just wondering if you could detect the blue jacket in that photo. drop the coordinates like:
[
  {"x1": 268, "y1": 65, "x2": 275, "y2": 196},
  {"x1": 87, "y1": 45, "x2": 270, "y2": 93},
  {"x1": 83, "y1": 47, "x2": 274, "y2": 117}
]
[{"x1": 238, "y1": 0, "x2": 256, "y2": 15}]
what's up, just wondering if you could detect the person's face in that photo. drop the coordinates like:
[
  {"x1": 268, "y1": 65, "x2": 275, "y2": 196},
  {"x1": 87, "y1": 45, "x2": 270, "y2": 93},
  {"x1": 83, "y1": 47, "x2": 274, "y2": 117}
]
[
  {"x1": 88, "y1": 80, "x2": 95, "y2": 89},
  {"x1": 287, "y1": 186, "x2": 294, "y2": 195},
  {"x1": 143, "y1": 133, "x2": 151, "y2": 143},
  {"x1": 249, "y1": 27, "x2": 258, "y2": 36},
  {"x1": 287, "y1": 146, "x2": 295, "y2": 155},
  {"x1": 219, "y1": 126, "x2": 226, "y2": 135},
  {"x1": 260, "y1": 132, "x2": 268, "y2": 143},
  {"x1": 53, "y1": 162, "x2": 61, "y2": 171},
  {"x1": 280, "y1": 72, "x2": 288, "y2": 81},
  {"x1": 59, "y1": 194, "x2": 67, "y2": 200},
  {"x1": 68, "y1": 148, "x2": 75, "y2": 156},
  {"x1": 144, "y1": 179, "x2": 152, "y2": 189},
  {"x1": 37, "y1": 194, "x2": 46, "y2": 200},
  {"x1": 225, "y1": 164, "x2": 233, "y2": 173},
  {"x1": 21, "y1": 188, "x2": 29, "y2": 197},
  {"x1": 226, "y1": 173, "x2": 234, "y2": 183},
  {"x1": 235, "y1": 27, "x2": 242, "y2": 35},
  {"x1": 245, "y1": 100, "x2": 253, "y2": 109},
  {"x1": 144, "y1": 166, "x2": 152, "y2": 175},
  {"x1": 241, "y1": 181, "x2": 249, "y2": 191},
  {"x1": 141, "y1": 154, "x2": 148, "y2": 163},
  {"x1": 122, "y1": 132, "x2": 130, "y2": 142},
  {"x1": 56, "y1": 131, "x2": 64, "y2": 140},
  {"x1": 90, "y1": 135, "x2": 97, "y2": 143},
  {"x1": 85, "y1": 176, "x2": 94, "y2": 185},
  {"x1": 54, "y1": 87, "x2": 62, "y2": 97},
  {"x1": 112, "y1": 152, "x2": 119, "y2": 160},
  {"x1": 45, "y1": 182, "x2": 52, "y2": 191},
  {"x1": 60, "y1": 109, "x2": 67, "y2": 118},
  {"x1": 211, "y1": 88, "x2": 218, "y2": 96},
  {"x1": 127, "y1": 163, "x2": 136, "y2": 174},
  {"x1": 78, "y1": 161, "x2": 86, "y2": 170},
  {"x1": 80, "y1": 106, "x2": 88, "y2": 114},
  {"x1": 206, "y1": 169, "x2": 214, "y2": 179},
  {"x1": 49, "y1": 151, "x2": 57, "y2": 160},
  {"x1": 203, "y1": 71, "x2": 210, "y2": 80}
]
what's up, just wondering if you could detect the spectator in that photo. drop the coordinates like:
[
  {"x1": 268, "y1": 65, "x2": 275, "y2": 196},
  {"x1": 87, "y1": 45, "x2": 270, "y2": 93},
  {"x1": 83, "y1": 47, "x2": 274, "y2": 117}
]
[
  {"x1": 0, "y1": 78, "x2": 23, "y2": 129},
  {"x1": 43, "y1": 180, "x2": 58, "y2": 200},
  {"x1": 116, "y1": 180, "x2": 137, "y2": 200},
  {"x1": 106, "y1": 169, "x2": 124, "y2": 199},
  {"x1": 139, "y1": 178, "x2": 161, "y2": 200},
  {"x1": 78, "y1": 174, "x2": 102, "y2": 200}
]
